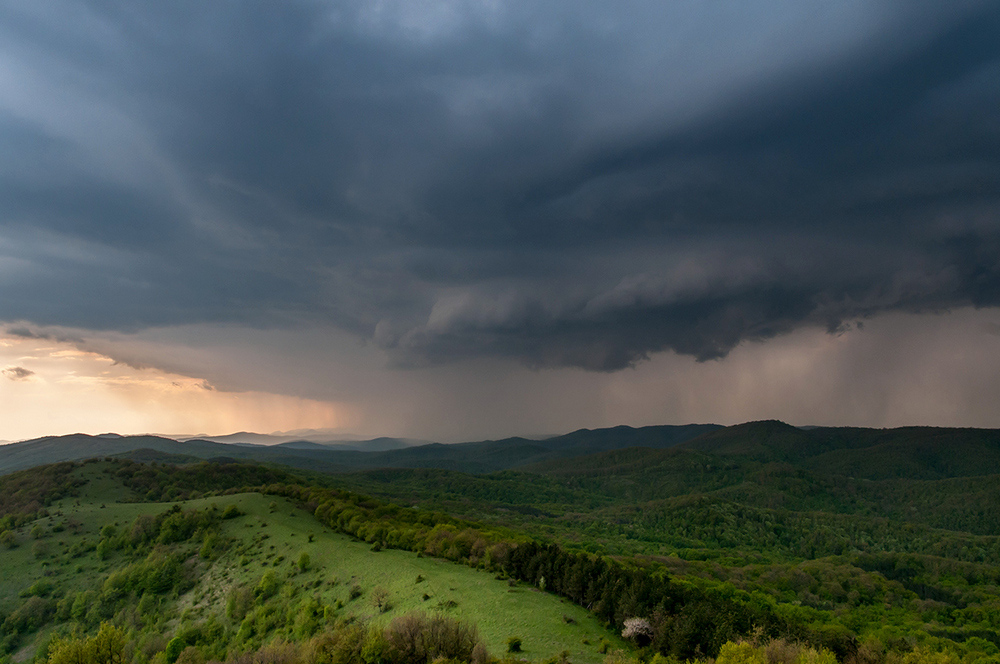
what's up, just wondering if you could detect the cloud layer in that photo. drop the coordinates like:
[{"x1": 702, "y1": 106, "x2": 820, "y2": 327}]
[{"x1": 1, "y1": 1, "x2": 999, "y2": 372}]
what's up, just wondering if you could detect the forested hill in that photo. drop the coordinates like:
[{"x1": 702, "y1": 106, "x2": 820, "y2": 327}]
[
  {"x1": 5, "y1": 421, "x2": 1000, "y2": 482},
  {"x1": 5, "y1": 453, "x2": 1000, "y2": 664},
  {"x1": 0, "y1": 423, "x2": 721, "y2": 476},
  {"x1": 513, "y1": 420, "x2": 1000, "y2": 481},
  {"x1": 681, "y1": 420, "x2": 1000, "y2": 479}
]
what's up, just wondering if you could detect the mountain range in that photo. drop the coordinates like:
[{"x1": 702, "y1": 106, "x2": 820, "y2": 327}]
[
  {"x1": 3, "y1": 420, "x2": 1000, "y2": 483},
  {"x1": 0, "y1": 423, "x2": 722, "y2": 475}
]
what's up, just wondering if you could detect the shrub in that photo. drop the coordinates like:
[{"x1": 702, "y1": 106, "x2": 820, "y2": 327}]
[
  {"x1": 227, "y1": 586, "x2": 254, "y2": 622},
  {"x1": 3, "y1": 597, "x2": 53, "y2": 634},
  {"x1": 541, "y1": 650, "x2": 571, "y2": 664},
  {"x1": 175, "y1": 646, "x2": 205, "y2": 664},
  {"x1": 471, "y1": 643, "x2": 490, "y2": 664},
  {"x1": 255, "y1": 571, "x2": 281, "y2": 600},
  {"x1": 19, "y1": 579, "x2": 54, "y2": 598},
  {"x1": 385, "y1": 613, "x2": 481, "y2": 664},
  {"x1": 46, "y1": 634, "x2": 90, "y2": 664},
  {"x1": 371, "y1": 586, "x2": 391, "y2": 613},
  {"x1": 165, "y1": 637, "x2": 187, "y2": 664},
  {"x1": 507, "y1": 637, "x2": 522, "y2": 653},
  {"x1": 716, "y1": 642, "x2": 766, "y2": 664},
  {"x1": 91, "y1": 622, "x2": 129, "y2": 664}
]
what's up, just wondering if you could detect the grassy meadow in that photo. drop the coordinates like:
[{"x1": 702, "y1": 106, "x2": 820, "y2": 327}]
[{"x1": 0, "y1": 462, "x2": 625, "y2": 664}]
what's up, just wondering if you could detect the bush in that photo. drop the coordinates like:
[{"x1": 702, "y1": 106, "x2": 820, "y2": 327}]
[
  {"x1": 227, "y1": 586, "x2": 254, "y2": 622},
  {"x1": 19, "y1": 579, "x2": 54, "y2": 598},
  {"x1": 716, "y1": 642, "x2": 766, "y2": 664},
  {"x1": 165, "y1": 637, "x2": 187, "y2": 664},
  {"x1": 371, "y1": 586, "x2": 391, "y2": 613},
  {"x1": 3, "y1": 597, "x2": 53, "y2": 634},
  {"x1": 175, "y1": 646, "x2": 205, "y2": 664},
  {"x1": 541, "y1": 650, "x2": 571, "y2": 664},
  {"x1": 507, "y1": 637, "x2": 522, "y2": 653},
  {"x1": 91, "y1": 622, "x2": 129, "y2": 664},
  {"x1": 385, "y1": 613, "x2": 481, "y2": 664},
  {"x1": 471, "y1": 643, "x2": 490, "y2": 664},
  {"x1": 255, "y1": 571, "x2": 281, "y2": 600}
]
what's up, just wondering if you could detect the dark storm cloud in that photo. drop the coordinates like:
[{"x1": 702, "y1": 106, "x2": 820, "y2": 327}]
[{"x1": 1, "y1": 1, "x2": 999, "y2": 369}]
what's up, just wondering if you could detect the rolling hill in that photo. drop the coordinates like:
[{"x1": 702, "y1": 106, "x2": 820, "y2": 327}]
[
  {"x1": 5, "y1": 420, "x2": 1000, "y2": 664},
  {"x1": 0, "y1": 423, "x2": 721, "y2": 476}
]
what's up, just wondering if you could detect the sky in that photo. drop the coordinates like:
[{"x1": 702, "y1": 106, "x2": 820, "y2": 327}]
[{"x1": 1, "y1": 1, "x2": 999, "y2": 442}]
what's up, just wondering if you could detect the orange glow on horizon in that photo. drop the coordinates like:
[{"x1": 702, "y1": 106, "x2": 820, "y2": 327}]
[{"x1": 0, "y1": 334, "x2": 357, "y2": 442}]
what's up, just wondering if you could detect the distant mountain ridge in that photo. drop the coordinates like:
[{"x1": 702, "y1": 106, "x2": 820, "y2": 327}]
[
  {"x1": 0, "y1": 423, "x2": 721, "y2": 476},
  {"x1": 4, "y1": 420, "x2": 1000, "y2": 481},
  {"x1": 529, "y1": 419, "x2": 1000, "y2": 481},
  {"x1": 180, "y1": 430, "x2": 430, "y2": 449}
]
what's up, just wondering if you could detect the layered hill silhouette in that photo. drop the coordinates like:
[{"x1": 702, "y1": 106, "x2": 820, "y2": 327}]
[
  {"x1": 3, "y1": 419, "x2": 1000, "y2": 481},
  {"x1": 0, "y1": 423, "x2": 721, "y2": 475}
]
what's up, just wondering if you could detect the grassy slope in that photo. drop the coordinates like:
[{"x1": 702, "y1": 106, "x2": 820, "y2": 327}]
[
  {"x1": 1, "y1": 463, "x2": 625, "y2": 663},
  {"x1": 324, "y1": 428, "x2": 1000, "y2": 653}
]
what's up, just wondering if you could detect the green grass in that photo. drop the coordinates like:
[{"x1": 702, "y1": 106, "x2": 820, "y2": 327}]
[
  {"x1": 200, "y1": 493, "x2": 624, "y2": 661},
  {"x1": 2, "y1": 462, "x2": 626, "y2": 663}
]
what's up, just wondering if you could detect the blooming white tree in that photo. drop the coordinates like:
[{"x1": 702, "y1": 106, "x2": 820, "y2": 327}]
[{"x1": 622, "y1": 617, "x2": 653, "y2": 642}]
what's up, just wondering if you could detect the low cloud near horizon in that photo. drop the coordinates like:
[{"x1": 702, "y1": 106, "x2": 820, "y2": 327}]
[
  {"x1": 4, "y1": 306, "x2": 999, "y2": 442},
  {"x1": 1, "y1": 1, "x2": 999, "y2": 439},
  {"x1": 2, "y1": 366, "x2": 34, "y2": 381}
]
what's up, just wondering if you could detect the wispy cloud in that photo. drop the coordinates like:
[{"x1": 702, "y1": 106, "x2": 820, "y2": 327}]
[{"x1": 2, "y1": 366, "x2": 34, "y2": 381}]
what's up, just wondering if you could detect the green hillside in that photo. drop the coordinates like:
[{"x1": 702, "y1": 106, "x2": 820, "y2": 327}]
[
  {"x1": 678, "y1": 421, "x2": 1000, "y2": 479},
  {"x1": 0, "y1": 461, "x2": 625, "y2": 664}
]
